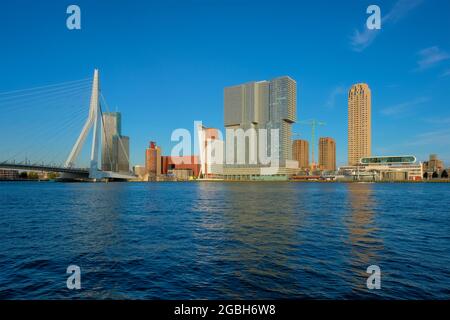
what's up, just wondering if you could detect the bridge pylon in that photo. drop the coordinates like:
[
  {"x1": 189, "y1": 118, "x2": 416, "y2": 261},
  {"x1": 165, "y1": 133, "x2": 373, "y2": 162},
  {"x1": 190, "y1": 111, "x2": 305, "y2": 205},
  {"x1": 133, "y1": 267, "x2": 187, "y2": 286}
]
[
  {"x1": 64, "y1": 69, "x2": 103, "y2": 180},
  {"x1": 63, "y1": 69, "x2": 134, "y2": 181}
]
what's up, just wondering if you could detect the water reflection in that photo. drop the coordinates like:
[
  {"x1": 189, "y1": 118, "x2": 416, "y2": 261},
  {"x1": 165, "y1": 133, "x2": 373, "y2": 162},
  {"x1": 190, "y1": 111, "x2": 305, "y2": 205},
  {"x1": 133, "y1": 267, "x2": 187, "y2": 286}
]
[
  {"x1": 345, "y1": 183, "x2": 384, "y2": 294},
  {"x1": 64, "y1": 183, "x2": 128, "y2": 298},
  {"x1": 192, "y1": 182, "x2": 305, "y2": 298},
  {"x1": 2, "y1": 181, "x2": 449, "y2": 299}
]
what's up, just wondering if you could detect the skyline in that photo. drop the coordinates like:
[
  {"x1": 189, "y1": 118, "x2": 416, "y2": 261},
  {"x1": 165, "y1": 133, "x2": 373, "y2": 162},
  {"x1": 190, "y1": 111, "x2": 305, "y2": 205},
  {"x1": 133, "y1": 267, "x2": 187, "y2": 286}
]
[{"x1": 0, "y1": 1, "x2": 449, "y2": 166}]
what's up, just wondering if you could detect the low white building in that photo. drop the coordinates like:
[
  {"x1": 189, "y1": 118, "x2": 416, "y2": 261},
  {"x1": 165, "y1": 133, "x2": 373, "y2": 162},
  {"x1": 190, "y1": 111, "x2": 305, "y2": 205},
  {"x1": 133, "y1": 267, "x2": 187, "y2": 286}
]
[{"x1": 338, "y1": 155, "x2": 423, "y2": 181}]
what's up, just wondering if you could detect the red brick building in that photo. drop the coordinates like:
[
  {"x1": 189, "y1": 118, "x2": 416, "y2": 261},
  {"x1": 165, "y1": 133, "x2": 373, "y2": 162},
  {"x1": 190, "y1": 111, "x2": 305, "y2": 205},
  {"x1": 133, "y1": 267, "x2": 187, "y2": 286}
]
[
  {"x1": 145, "y1": 141, "x2": 161, "y2": 176},
  {"x1": 161, "y1": 155, "x2": 201, "y2": 178}
]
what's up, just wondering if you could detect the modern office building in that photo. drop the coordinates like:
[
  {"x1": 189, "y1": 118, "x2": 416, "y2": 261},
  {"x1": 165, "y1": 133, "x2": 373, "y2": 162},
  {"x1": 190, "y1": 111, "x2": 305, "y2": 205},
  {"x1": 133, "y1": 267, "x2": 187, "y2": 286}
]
[
  {"x1": 319, "y1": 137, "x2": 336, "y2": 171},
  {"x1": 348, "y1": 83, "x2": 371, "y2": 165},
  {"x1": 338, "y1": 155, "x2": 422, "y2": 181},
  {"x1": 223, "y1": 76, "x2": 298, "y2": 179},
  {"x1": 292, "y1": 139, "x2": 309, "y2": 169},
  {"x1": 101, "y1": 112, "x2": 121, "y2": 171},
  {"x1": 116, "y1": 135, "x2": 130, "y2": 173},
  {"x1": 145, "y1": 141, "x2": 161, "y2": 177},
  {"x1": 224, "y1": 80, "x2": 269, "y2": 166},
  {"x1": 101, "y1": 112, "x2": 130, "y2": 173}
]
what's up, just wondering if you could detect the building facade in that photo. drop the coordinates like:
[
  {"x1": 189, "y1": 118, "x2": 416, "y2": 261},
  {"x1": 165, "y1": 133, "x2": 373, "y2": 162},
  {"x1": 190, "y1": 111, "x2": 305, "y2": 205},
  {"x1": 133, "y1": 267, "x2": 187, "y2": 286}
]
[
  {"x1": 101, "y1": 112, "x2": 121, "y2": 171},
  {"x1": 0, "y1": 169, "x2": 20, "y2": 180},
  {"x1": 348, "y1": 83, "x2": 371, "y2": 165},
  {"x1": 319, "y1": 137, "x2": 336, "y2": 171},
  {"x1": 267, "y1": 76, "x2": 297, "y2": 163},
  {"x1": 338, "y1": 155, "x2": 422, "y2": 181},
  {"x1": 133, "y1": 165, "x2": 147, "y2": 178},
  {"x1": 145, "y1": 141, "x2": 161, "y2": 177},
  {"x1": 116, "y1": 135, "x2": 130, "y2": 173},
  {"x1": 223, "y1": 76, "x2": 297, "y2": 178},
  {"x1": 423, "y1": 154, "x2": 444, "y2": 174},
  {"x1": 161, "y1": 155, "x2": 200, "y2": 178},
  {"x1": 292, "y1": 139, "x2": 309, "y2": 169},
  {"x1": 198, "y1": 126, "x2": 222, "y2": 178},
  {"x1": 101, "y1": 112, "x2": 130, "y2": 173}
]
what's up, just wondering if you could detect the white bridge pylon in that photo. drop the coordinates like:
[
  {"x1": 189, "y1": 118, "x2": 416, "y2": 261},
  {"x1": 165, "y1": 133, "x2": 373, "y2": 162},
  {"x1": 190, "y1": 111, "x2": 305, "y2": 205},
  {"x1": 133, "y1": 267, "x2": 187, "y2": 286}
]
[{"x1": 64, "y1": 69, "x2": 133, "y2": 180}]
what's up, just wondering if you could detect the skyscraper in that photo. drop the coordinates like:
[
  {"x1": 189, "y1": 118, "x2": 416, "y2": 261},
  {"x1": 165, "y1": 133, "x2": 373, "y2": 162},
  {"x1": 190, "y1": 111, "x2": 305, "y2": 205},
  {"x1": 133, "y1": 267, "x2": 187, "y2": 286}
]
[
  {"x1": 102, "y1": 112, "x2": 121, "y2": 171},
  {"x1": 292, "y1": 139, "x2": 309, "y2": 169},
  {"x1": 224, "y1": 76, "x2": 296, "y2": 167},
  {"x1": 101, "y1": 112, "x2": 130, "y2": 173},
  {"x1": 224, "y1": 80, "x2": 269, "y2": 128},
  {"x1": 224, "y1": 80, "x2": 269, "y2": 165},
  {"x1": 268, "y1": 76, "x2": 297, "y2": 163},
  {"x1": 348, "y1": 83, "x2": 371, "y2": 165},
  {"x1": 116, "y1": 135, "x2": 130, "y2": 173},
  {"x1": 319, "y1": 137, "x2": 336, "y2": 171}
]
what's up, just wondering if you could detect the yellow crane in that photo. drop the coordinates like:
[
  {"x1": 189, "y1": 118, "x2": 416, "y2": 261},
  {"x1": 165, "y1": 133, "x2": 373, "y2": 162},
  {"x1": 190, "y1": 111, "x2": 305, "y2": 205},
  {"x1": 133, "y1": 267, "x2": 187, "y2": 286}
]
[{"x1": 297, "y1": 119, "x2": 326, "y2": 166}]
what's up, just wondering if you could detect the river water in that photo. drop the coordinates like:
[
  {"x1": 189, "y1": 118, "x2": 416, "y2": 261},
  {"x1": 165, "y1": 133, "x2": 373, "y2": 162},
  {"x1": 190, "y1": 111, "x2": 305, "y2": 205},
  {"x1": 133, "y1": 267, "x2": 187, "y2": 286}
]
[{"x1": 0, "y1": 182, "x2": 449, "y2": 299}]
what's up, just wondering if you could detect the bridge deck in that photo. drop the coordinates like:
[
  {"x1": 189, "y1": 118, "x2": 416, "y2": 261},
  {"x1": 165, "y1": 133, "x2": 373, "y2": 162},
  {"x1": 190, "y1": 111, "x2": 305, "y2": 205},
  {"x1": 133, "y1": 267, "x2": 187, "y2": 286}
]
[{"x1": 0, "y1": 163, "x2": 89, "y2": 174}]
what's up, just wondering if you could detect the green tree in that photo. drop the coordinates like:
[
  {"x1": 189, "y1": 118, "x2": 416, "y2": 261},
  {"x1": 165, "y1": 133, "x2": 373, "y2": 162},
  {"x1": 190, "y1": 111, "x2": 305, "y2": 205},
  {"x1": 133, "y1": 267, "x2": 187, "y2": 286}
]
[
  {"x1": 27, "y1": 172, "x2": 39, "y2": 180},
  {"x1": 47, "y1": 172, "x2": 60, "y2": 180},
  {"x1": 441, "y1": 170, "x2": 448, "y2": 179},
  {"x1": 432, "y1": 171, "x2": 439, "y2": 179},
  {"x1": 423, "y1": 172, "x2": 428, "y2": 179}
]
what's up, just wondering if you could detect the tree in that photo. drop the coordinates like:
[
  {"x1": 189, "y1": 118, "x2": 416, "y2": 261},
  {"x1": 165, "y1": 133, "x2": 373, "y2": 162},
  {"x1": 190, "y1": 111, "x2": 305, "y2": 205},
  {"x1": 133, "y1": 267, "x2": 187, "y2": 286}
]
[
  {"x1": 432, "y1": 171, "x2": 439, "y2": 179},
  {"x1": 441, "y1": 170, "x2": 448, "y2": 179},
  {"x1": 27, "y1": 172, "x2": 39, "y2": 180},
  {"x1": 47, "y1": 172, "x2": 60, "y2": 180},
  {"x1": 423, "y1": 172, "x2": 428, "y2": 179}
]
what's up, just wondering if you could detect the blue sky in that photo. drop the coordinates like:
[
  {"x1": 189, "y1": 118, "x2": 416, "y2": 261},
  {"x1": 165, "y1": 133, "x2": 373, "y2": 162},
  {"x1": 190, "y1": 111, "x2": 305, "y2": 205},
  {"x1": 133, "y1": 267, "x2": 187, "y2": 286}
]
[{"x1": 0, "y1": 0, "x2": 449, "y2": 166}]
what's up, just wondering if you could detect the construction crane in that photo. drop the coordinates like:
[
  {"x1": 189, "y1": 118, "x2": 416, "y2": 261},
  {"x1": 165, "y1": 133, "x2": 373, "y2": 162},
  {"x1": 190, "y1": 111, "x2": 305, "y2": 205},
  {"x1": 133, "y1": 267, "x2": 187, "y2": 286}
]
[{"x1": 297, "y1": 119, "x2": 326, "y2": 166}]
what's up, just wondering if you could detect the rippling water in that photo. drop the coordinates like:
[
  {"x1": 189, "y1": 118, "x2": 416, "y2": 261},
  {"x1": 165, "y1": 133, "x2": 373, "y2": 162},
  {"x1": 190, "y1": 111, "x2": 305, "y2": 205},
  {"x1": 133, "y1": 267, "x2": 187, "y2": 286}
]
[{"x1": 0, "y1": 182, "x2": 449, "y2": 299}]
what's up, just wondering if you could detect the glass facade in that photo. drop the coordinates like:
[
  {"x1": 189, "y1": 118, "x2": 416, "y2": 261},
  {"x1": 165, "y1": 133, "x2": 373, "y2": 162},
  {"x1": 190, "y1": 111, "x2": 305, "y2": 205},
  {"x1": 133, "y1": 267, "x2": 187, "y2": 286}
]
[{"x1": 360, "y1": 156, "x2": 416, "y2": 165}]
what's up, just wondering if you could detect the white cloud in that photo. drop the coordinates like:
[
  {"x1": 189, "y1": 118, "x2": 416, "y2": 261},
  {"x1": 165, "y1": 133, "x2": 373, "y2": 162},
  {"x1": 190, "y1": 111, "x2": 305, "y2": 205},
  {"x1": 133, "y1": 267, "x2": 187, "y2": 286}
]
[
  {"x1": 441, "y1": 69, "x2": 450, "y2": 77},
  {"x1": 350, "y1": 0, "x2": 423, "y2": 52},
  {"x1": 414, "y1": 46, "x2": 450, "y2": 71},
  {"x1": 406, "y1": 129, "x2": 450, "y2": 147},
  {"x1": 424, "y1": 117, "x2": 450, "y2": 125},
  {"x1": 350, "y1": 29, "x2": 380, "y2": 52},
  {"x1": 380, "y1": 97, "x2": 430, "y2": 116},
  {"x1": 325, "y1": 85, "x2": 346, "y2": 108}
]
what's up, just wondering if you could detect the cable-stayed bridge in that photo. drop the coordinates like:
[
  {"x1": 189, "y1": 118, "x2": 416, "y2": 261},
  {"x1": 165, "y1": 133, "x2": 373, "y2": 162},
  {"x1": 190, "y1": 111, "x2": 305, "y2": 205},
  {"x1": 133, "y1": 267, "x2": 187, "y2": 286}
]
[{"x1": 0, "y1": 70, "x2": 135, "y2": 181}]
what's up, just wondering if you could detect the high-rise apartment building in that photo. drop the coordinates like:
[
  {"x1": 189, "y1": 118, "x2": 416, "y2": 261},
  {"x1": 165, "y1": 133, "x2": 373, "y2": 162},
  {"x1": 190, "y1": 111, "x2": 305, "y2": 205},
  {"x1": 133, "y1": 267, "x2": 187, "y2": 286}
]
[
  {"x1": 292, "y1": 139, "x2": 309, "y2": 169},
  {"x1": 101, "y1": 112, "x2": 130, "y2": 173},
  {"x1": 319, "y1": 137, "x2": 336, "y2": 171},
  {"x1": 268, "y1": 76, "x2": 296, "y2": 163},
  {"x1": 224, "y1": 76, "x2": 297, "y2": 168},
  {"x1": 348, "y1": 83, "x2": 371, "y2": 165}
]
